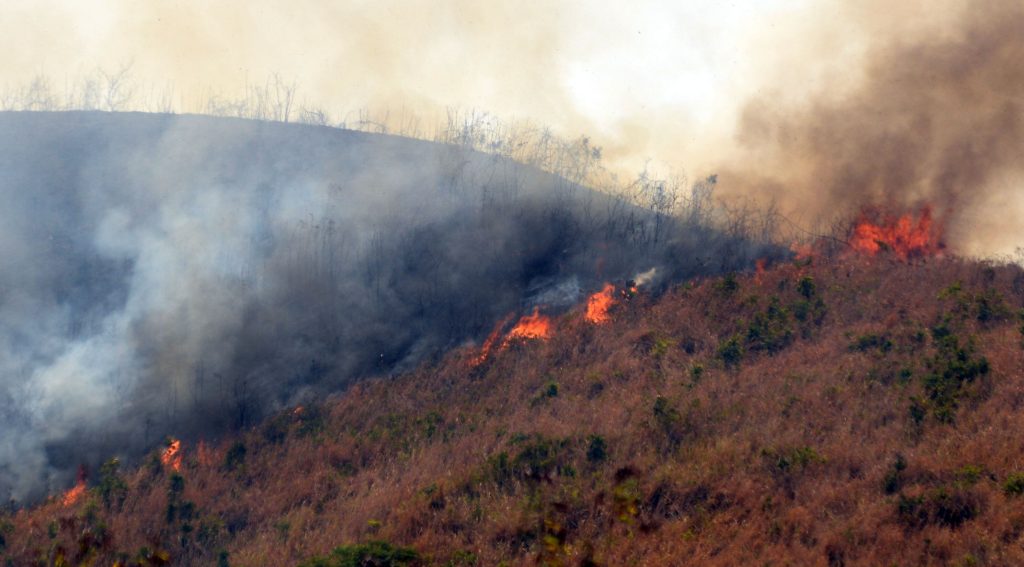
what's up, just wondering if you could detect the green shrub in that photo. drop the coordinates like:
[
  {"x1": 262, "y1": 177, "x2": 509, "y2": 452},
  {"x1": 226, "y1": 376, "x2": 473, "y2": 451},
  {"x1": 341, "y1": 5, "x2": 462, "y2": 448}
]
[
  {"x1": 956, "y1": 464, "x2": 984, "y2": 486},
  {"x1": 717, "y1": 334, "x2": 744, "y2": 367},
  {"x1": 542, "y1": 381, "x2": 559, "y2": 398},
  {"x1": 920, "y1": 325, "x2": 989, "y2": 423},
  {"x1": 896, "y1": 487, "x2": 980, "y2": 529},
  {"x1": 883, "y1": 454, "x2": 907, "y2": 494},
  {"x1": 974, "y1": 288, "x2": 1010, "y2": 323},
  {"x1": 850, "y1": 333, "x2": 893, "y2": 353},
  {"x1": 298, "y1": 541, "x2": 420, "y2": 567},
  {"x1": 715, "y1": 273, "x2": 739, "y2": 295},
  {"x1": 746, "y1": 297, "x2": 793, "y2": 354},
  {"x1": 98, "y1": 457, "x2": 128, "y2": 509},
  {"x1": 1003, "y1": 473, "x2": 1024, "y2": 496},
  {"x1": 224, "y1": 442, "x2": 247, "y2": 471},
  {"x1": 796, "y1": 276, "x2": 816, "y2": 299},
  {"x1": 586, "y1": 435, "x2": 608, "y2": 464}
]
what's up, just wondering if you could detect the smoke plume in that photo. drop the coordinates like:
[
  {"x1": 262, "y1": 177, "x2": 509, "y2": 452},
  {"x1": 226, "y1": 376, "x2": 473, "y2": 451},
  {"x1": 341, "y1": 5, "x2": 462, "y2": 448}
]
[
  {"x1": 0, "y1": 111, "x2": 777, "y2": 502},
  {"x1": 719, "y1": 0, "x2": 1024, "y2": 255}
]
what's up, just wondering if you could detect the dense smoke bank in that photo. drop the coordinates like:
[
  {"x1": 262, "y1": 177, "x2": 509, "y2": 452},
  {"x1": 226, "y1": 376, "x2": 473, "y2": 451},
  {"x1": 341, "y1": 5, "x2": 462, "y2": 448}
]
[
  {"x1": 0, "y1": 111, "x2": 779, "y2": 503},
  {"x1": 720, "y1": 0, "x2": 1024, "y2": 255}
]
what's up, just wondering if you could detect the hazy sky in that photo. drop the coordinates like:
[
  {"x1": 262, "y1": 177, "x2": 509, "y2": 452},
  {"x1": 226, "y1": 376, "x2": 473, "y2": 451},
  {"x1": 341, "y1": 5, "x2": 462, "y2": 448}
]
[
  {"x1": 0, "y1": 0, "x2": 922, "y2": 172},
  {"x1": 9, "y1": 0, "x2": 1018, "y2": 256}
]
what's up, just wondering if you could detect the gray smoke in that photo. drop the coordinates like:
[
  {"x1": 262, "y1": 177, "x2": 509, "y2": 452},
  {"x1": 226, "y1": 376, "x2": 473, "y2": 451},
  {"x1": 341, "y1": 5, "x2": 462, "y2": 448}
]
[{"x1": 0, "y1": 111, "x2": 779, "y2": 503}]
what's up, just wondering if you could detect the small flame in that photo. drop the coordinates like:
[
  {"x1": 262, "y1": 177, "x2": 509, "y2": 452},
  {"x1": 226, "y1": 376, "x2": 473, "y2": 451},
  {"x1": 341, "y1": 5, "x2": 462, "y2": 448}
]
[
  {"x1": 292, "y1": 405, "x2": 305, "y2": 416},
  {"x1": 161, "y1": 438, "x2": 183, "y2": 471},
  {"x1": 502, "y1": 307, "x2": 552, "y2": 345},
  {"x1": 585, "y1": 283, "x2": 616, "y2": 324},
  {"x1": 62, "y1": 466, "x2": 87, "y2": 507},
  {"x1": 849, "y1": 206, "x2": 942, "y2": 260},
  {"x1": 790, "y1": 242, "x2": 815, "y2": 261},
  {"x1": 755, "y1": 258, "x2": 767, "y2": 283}
]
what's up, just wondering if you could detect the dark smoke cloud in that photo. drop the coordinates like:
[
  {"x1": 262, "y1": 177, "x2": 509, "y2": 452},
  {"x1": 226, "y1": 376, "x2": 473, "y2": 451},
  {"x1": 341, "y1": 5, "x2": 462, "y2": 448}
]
[
  {"x1": 0, "y1": 111, "x2": 778, "y2": 502},
  {"x1": 719, "y1": 0, "x2": 1024, "y2": 254}
]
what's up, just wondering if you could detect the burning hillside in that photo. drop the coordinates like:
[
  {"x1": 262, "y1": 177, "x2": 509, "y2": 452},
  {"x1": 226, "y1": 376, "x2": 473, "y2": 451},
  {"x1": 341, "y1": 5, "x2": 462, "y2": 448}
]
[
  {"x1": 0, "y1": 111, "x2": 783, "y2": 504},
  {"x1": 8, "y1": 254, "x2": 1024, "y2": 566}
]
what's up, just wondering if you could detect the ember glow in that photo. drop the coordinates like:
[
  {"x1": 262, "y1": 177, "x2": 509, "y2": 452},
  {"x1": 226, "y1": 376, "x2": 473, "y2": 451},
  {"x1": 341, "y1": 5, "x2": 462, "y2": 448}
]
[
  {"x1": 585, "y1": 284, "x2": 616, "y2": 324},
  {"x1": 849, "y1": 206, "x2": 943, "y2": 260},
  {"x1": 502, "y1": 308, "x2": 553, "y2": 345},
  {"x1": 161, "y1": 439, "x2": 183, "y2": 471}
]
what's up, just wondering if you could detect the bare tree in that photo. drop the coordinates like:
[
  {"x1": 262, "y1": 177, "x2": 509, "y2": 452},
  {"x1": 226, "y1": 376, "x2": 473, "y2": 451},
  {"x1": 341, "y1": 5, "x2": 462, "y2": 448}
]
[{"x1": 100, "y1": 63, "x2": 136, "y2": 111}]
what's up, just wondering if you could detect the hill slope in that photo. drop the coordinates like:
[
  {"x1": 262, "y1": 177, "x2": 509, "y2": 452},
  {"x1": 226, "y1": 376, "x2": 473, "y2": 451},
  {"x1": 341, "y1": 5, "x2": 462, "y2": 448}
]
[
  {"x1": 4, "y1": 252, "x2": 1024, "y2": 566},
  {"x1": 0, "y1": 111, "x2": 776, "y2": 503}
]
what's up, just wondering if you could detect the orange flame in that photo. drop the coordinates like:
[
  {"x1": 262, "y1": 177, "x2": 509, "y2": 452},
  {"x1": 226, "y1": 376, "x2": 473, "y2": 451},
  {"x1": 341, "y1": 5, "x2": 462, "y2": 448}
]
[
  {"x1": 502, "y1": 307, "x2": 552, "y2": 346},
  {"x1": 62, "y1": 481, "x2": 86, "y2": 507},
  {"x1": 849, "y1": 206, "x2": 942, "y2": 261},
  {"x1": 755, "y1": 259, "x2": 767, "y2": 283},
  {"x1": 161, "y1": 438, "x2": 183, "y2": 471},
  {"x1": 470, "y1": 313, "x2": 515, "y2": 367},
  {"x1": 585, "y1": 283, "x2": 616, "y2": 324},
  {"x1": 62, "y1": 466, "x2": 87, "y2": 507},
  {"x1": 790, "y1": 242, "x2": 815, "y2": 261}
]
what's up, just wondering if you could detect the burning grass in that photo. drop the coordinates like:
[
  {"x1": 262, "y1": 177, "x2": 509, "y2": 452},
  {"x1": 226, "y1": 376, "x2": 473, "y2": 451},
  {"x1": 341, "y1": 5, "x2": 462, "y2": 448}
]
[{"x1": 9, "y1": 254, "x2": 1024, "y2": 566}]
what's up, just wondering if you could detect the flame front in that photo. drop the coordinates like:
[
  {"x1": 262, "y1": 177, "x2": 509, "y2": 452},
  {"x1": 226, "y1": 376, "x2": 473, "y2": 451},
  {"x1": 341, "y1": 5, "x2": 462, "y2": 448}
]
[
  {"x1": 61, "y1": 465, "x2": 88, "y2": 507},
  {"x1": 849, "y1": 206, "x2": 942, "y2": 260},
  {"x1": 161, "y1": 438, "x2": 183, "y2": 471},
  {"x1": 61, "y1": 479, "x2": 86, "y2": 507},
  {"x1": 502, "y1": 307, "x2": 552, "y2": 345},
  {"x1": 585, "y1": 283, "x2": 616, "y2": 324},
  {"x1": 470, "y1": 313, "x2": 514, "y2": 367}
]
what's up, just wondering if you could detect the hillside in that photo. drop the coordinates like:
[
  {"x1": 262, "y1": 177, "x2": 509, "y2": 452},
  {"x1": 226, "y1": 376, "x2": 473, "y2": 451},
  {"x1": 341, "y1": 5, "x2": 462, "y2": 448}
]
[
  {"x1": 0, "y1": 111, "x2": 776, "y2": 504},
  {"x1": 4, "y1": 250, "x2": 1024, "y2": 566}
]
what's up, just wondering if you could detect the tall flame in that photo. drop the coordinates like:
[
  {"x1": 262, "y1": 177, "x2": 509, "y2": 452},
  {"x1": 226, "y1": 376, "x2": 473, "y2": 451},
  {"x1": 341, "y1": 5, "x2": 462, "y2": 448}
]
[
  {"x1": 585, "y1": 283, "x2": 616, "y2": 324},
  {"x1": 161, "y1": 438, "x2": 183, "y2": 471},
  {"x1": 849, "y1": 206, "x2": 942, "y2": 260},
  {"x1": 61, "y1": 466, "x2": 87, "y2": 507},
  {"x1": 502, "y1": 307, "x2": 552, "y2": 345}
]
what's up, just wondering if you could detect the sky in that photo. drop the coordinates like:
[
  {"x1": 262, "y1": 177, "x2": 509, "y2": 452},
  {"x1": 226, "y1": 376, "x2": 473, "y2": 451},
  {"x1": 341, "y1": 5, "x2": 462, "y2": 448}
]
[
  {"x1": 4, "y1": 0, "x2": 1020, "y2": 256},
  {"x1": 0, "y1": 0, "x2": 842, "y2": 171}
]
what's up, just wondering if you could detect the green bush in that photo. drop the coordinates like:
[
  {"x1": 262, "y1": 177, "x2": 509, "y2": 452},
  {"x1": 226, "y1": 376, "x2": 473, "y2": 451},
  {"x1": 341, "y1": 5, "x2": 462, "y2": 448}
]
[
  {"x1": 745, "y1": 297, "x2": 793, "y2": 354},
  {"x1": 1003, "y1": 472, "x2": 1024, "y2": 496},
  {"x1": 897, "y1": 488, "x2": 979, "y2": 529},
  {"x1": 299, "y1": 541, "x2": 421, "y2": 567},
  {"x1": 796, "y1": 276, "x2": 816, "y2": 299},
  {"x1": 715, "y1": 273, "x2": 739, "y2": 295},
  {"x1": 717, "y1": 334, "x2": 744, "y2": 367},
  {"x1": 920, "y1": 325, "x2": 989, "y2": 423},
  {"x1": 586, "y1": 435, "x2": 608, "y2": 464},
  {"x1": 850, "y1": 333, "x2": 893, "y2": 353},
  {"x1": 224, "y1": 442, "x2": 247, "y2": 471},
  {"x1": 98, "y1": 457, "x2": 128, "y2": 509},
  {"x1": 883, "y1": 454, "x2": 907, "y2": 494}
]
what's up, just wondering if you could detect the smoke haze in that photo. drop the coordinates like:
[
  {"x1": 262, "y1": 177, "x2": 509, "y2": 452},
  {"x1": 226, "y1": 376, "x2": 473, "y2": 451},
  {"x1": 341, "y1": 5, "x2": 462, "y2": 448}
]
[
  {"x1": 0, "y1": 111, "x2": 777, "y2": 502},
  {"x1": 718, "y1": 0, "x2": 1024, "y2": 256},
  {"x1": 1, "y1": 0, "x2": 1023, "y2": 502}
]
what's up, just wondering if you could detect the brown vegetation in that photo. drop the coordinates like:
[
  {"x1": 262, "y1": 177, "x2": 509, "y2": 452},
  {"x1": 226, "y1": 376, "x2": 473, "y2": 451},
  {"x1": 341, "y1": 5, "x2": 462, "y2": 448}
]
[{"x1": 5, "y1": 252, "x2": 1024, "y2": 566}]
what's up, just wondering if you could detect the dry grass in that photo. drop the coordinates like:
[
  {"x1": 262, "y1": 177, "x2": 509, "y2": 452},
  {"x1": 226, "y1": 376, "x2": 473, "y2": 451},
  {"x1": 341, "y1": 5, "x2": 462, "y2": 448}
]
[{"x1": 5, "y1": 252, "x2": 1024, "y2": 566}]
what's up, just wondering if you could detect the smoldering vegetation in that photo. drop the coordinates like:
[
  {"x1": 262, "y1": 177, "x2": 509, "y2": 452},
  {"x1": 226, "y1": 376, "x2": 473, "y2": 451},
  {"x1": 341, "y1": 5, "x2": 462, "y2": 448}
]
[
  {"x1": 0, "y1": 111, "x2": 783, "y2": 503},
  {"x1": 720, "y1": 0, "x2": 1024, "y2": 254}
]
